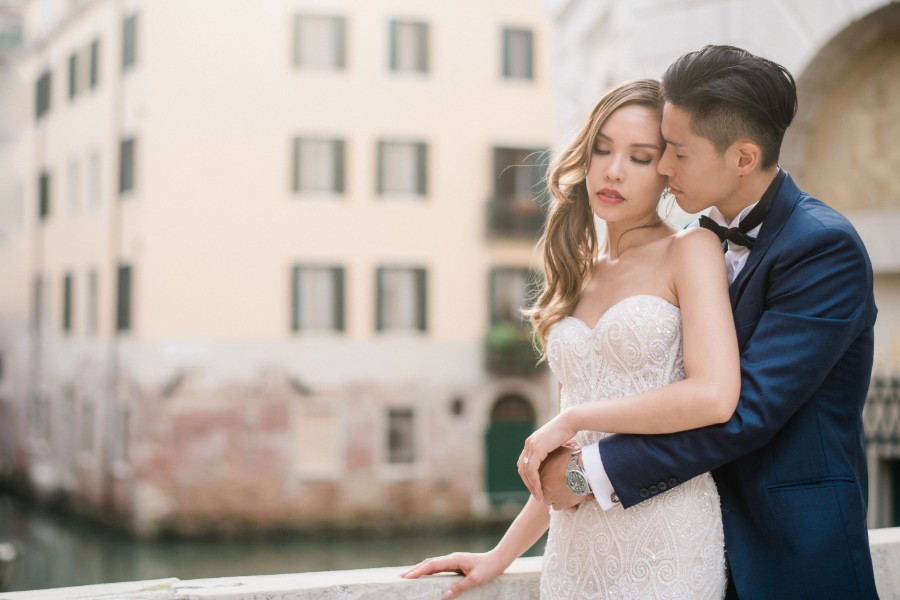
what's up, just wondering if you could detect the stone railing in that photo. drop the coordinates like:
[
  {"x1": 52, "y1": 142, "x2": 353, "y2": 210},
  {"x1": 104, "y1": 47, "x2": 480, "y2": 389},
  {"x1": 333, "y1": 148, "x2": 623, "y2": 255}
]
[{"x1": 2, "y1": 528, "x2": 899, "y2": 600}]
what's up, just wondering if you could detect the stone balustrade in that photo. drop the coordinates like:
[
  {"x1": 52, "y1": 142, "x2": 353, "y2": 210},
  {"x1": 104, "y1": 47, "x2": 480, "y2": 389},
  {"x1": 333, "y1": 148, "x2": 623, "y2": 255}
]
[{"x1": 2, "y1": 528, "x2": 899, "y2": 600}]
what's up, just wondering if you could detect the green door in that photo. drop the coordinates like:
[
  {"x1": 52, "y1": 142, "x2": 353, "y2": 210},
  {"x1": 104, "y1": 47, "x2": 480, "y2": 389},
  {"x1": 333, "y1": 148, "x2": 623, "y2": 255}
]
[{"x1": 485, "y1": 395, "x2": 535, "y2": 505}]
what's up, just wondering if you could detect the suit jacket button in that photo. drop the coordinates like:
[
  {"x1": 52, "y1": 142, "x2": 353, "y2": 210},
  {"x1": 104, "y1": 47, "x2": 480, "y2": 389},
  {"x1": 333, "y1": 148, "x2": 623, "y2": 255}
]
[
  {"x1": 611, "y1": 493, "x2": 620, "y2": 504},
  {"x1": 649, "y1": 485, "x2": 659, "y2": 495},
  {"x1": 639, "y1": 488, "x2": 650, "y2": 498},
  {"x1": 657, "y1": 481, "x2": 667, "y2": 491},
  {"x1": 667, "y1": 477, "x2": 677, "y2": 487}
]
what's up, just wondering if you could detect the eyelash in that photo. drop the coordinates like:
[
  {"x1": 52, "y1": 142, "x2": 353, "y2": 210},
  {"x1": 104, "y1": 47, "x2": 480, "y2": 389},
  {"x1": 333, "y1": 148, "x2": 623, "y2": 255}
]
[{"x1": 592, "y1": 148, "x2": 653, "y2": 165}]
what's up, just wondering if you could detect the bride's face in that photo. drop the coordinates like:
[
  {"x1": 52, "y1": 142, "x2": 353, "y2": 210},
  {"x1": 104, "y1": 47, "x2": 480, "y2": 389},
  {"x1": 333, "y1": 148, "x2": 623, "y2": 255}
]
[{"x1": 585, "y1": 104, "x2": 668, "y2": 226}]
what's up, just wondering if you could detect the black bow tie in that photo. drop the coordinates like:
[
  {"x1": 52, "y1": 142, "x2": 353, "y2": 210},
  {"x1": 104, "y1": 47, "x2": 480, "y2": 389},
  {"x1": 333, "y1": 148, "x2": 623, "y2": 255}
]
[{"x1": 699, "y1": 169, "x2": 786, "y2": 251}]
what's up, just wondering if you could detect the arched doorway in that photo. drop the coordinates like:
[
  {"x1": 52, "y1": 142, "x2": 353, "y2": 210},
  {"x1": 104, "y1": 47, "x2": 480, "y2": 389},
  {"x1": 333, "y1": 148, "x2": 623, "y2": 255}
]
[
  {"x1": 782, "y1": 2, "x2": 900, "y2": 529},
  {"x1": 485, "y1": 393, "x2": 535, "y2": 505}
]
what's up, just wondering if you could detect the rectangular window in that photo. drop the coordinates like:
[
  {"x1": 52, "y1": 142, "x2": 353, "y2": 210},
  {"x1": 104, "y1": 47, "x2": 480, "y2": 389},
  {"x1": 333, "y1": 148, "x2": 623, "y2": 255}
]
[
  {"x1": 291, "y1": 265, "x2": 344, "y2": 332},
  {"x1": 490, "y1": 267, "x2": 541, "y2": 324},
  {"x1": 87, "y1": 269, "x2": 98, "y2": 335},
  {"x1": 38, "y1": 171, "x2": 51, "y2": 221},
  {"x1": 68, "y1": 52, "x2": 78, "y2": 99},
  {"x1": 89, "y1": 39, "x2": 100, "y2": 89},
  {"x1": 62, "y1": 273, "x2": 73, "y2": 334},
  {"x1": 116, "y1": 264, "x2": 132, "y2": 332},
  {"x1": 376, "y1": 267, "x2": 426, "y2": 332},
  {"x1": 387, "y1": 408, "x2": 415, "y2": 464},
  {"x1": 377, "y1": 141, "x2": 427, "y2": 196},
  {"x1": 502, "y1": 28, "x2": 534, "y2": 80},
  {"x1": 119, "y1": 137, "x2": 135, "y2": 194},
  {"x1": 35, "y1": 70, "x2": 52, "y2": 119},
  {"x1": 122, "y1": 13, "x2": 137, "y2": 70},
  {"x1": 389, "y1": 20, "x2": 428, "y2": 74},
  {"x1": 292, "y1": 138, "x2": 345, "y2": 194},
  {"x1": 67, "y1": 158, "x2": 80, "y2": 214},
  {"x1": 293, "y1": 15, "x2": 346, "y2": 70},
  {"x1": 494, "y1": 147, "x2": 546, "y2": 200}
]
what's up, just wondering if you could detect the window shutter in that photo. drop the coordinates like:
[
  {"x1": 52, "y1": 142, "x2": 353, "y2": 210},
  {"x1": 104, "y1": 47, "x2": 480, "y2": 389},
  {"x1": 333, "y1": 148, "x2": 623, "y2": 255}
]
[
  {"x1": 376, "y1": 267, "x2": 384, "y2": 331},
  {"x1": 376, "y1": 142, "x2": 385, "y2": 194},
  {"x1": 415, "y1": 268, "x2": 427, "y2": 332},
  {"x1": 90, "y1": 40, "x2": 100, "y2": 88},
  {"x1": 291, "y1": 266, "x2": 300, "y2": 332},
  {"x1": 334, "y1": 140, "x2": 345, "y2": 194},
  {"x1": 68, "y1": 53, "x2": 77, "y2": 99},
  {"x1": 335, "y1": 18, "x2": 347, "y2": 69},
  {"x1": 502, "y1": 29, "x2": 510, "y2": 77},
  {"x1": 333, "y1": 267, "x2": 345, "y2": 331},
  {"x1": 116, "y1": 265, "x2": 132, "y2": 332},
  {"x1": 416, "y1": 142, "x2": 427, "y2": 195},
  {"x1": 524, "y1": 31, "x2": 534, "y2": 79},
  {"x1": 418, "y1": 23, "x2": 429, "y2": 73},
  {"x1": 63, "y1": 274, "x2": 73, "y2": 333},
  {"x1": 38, "y1": 172, "x2": 50, "y2": 221},
  {"x1": 389, "y1": 21, "x2": 398, "y2": 71},
  {"x1": 292, "y1": 137, "x2": 301, "y2": 193},
  {"x1": 119, "y1": 138, "x2": 135, "y2": 194}
]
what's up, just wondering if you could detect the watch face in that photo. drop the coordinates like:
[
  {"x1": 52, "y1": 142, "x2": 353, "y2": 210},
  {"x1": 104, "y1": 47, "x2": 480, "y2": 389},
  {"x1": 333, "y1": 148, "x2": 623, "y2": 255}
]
[{"x1": 566, "y1": 470, "x2": 590, "y2": 496}]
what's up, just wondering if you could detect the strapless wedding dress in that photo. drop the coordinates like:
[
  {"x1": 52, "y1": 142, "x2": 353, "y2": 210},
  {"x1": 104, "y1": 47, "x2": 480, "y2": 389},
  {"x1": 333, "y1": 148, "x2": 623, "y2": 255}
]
[{"x1": 541, "y1": 295, "x2": 726, "y2": 599}]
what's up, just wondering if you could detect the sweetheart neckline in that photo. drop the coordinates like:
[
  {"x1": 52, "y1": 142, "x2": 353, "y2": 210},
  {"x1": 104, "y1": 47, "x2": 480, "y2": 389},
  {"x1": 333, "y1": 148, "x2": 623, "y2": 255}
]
[{"x1": 564, "y1": 294, "x2": 680, "y2": 333}]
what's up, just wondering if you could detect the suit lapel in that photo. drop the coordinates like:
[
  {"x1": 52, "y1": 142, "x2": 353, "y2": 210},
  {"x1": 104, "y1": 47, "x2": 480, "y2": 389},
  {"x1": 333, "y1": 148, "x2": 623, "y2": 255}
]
[{"x1": 728, "y1": 172, "x2": 803, "y2": 307}]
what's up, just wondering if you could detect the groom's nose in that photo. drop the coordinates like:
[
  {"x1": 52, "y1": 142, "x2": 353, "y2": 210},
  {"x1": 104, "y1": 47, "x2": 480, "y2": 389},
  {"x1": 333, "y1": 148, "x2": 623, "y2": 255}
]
[{"x1": 658, "y1": 146, "x2": 675, "y2": 176}]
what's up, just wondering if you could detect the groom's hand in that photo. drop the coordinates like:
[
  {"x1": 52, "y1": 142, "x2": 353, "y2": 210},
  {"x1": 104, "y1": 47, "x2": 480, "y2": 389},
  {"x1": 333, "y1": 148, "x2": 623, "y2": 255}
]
[{"x1": 539, "y1": 446, "x2": 592, "y2": 511}]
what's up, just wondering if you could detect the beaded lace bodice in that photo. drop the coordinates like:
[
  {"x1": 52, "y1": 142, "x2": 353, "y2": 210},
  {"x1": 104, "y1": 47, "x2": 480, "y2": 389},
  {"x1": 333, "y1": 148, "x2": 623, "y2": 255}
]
[{"x1": 540, "y1": 295, "x2": 726, "y2": 600}]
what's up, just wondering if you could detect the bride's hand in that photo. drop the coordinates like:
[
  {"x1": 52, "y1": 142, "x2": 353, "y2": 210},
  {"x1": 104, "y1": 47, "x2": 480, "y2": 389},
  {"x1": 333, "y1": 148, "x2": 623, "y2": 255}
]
[{"x1": 517, "y1": 410, "x2": 577, "y2": 502}]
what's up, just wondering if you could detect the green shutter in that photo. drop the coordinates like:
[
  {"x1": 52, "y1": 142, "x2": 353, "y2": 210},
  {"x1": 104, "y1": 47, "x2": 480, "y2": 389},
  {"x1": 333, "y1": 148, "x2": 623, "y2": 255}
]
[
  {"x1": 375, "y1": 267, "x2": 384, "y2": 331},
  {"x1": 333, "y1": 267, "x2": 345, "y2": 331},
  {"x1": 116, "y1": 264, "x2": 132, "y2": 332},
  {"x1": 63, "y1": 274, "x2": 73, "y2": 333},
  {"x1": 415, "y1": 268, "x2": 427, "y2": 332},
  {"x1": 68, "y1": 53, "x2": 77, "y2": 99},
  {"x1": 334, "y1": 140, "x2": 345, "y2": 194},
  {"x1": 291, "y1": 266, "x2": 300, "y2": 332},
  {"x1": 335, "y1": 18, "x2": 347, "y2": 69},
  {"x1": 418, "y1": 23, "x2": 429, "y2": 73},
  {"x1": 502, "y1": 29, "x2": 510, "y2": 77},
  {"x1": 389, "y1": 21, "x2": 398, "y2": 71},
  {"x1": 292, "y1": 138, "x2": 301, "y2": 193},
  {"x1": 376, "y1": 142, "x2": 385, "y2": 194},
  {"x1": 416, "y1": 142, "x2": 427, "y2": 195}
]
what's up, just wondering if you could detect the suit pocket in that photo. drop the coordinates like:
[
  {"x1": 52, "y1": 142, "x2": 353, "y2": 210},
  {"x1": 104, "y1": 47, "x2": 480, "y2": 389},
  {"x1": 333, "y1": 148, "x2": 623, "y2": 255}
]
[{"x1": 766, "y1": 477, "x2": 858, "y2": 513}]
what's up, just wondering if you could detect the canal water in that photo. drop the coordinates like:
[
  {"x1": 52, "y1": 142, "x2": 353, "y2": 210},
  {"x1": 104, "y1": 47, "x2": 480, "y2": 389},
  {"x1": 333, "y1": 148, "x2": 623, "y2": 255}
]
[{"x1": 0, "y1": 494, "x2": 544, "y2": 592}]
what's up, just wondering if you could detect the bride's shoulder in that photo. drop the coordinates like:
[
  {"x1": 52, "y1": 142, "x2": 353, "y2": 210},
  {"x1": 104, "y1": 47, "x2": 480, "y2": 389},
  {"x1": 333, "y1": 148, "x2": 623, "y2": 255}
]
[{"x1": 669, "y1": 226, "x2": 722, "y2": 256}]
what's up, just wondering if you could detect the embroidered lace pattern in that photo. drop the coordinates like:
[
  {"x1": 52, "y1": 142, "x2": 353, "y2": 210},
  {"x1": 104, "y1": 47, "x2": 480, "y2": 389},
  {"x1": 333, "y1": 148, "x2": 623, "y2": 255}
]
[{"x1": 541, "y1": 295, "x2": 726, "y2": 599}]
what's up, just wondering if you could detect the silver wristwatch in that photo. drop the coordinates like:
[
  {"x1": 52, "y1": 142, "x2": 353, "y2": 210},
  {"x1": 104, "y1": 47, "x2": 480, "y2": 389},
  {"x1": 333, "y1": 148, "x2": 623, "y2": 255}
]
[{"x1": 565, "y1": 449, "x2": 592, "y2": 496}]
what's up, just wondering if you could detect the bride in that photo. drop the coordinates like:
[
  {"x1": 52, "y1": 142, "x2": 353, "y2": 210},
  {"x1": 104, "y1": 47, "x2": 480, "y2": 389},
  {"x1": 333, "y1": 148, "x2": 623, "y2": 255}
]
[{"x1": 402, "y1": 78, "x2": 738, "y2": 599}]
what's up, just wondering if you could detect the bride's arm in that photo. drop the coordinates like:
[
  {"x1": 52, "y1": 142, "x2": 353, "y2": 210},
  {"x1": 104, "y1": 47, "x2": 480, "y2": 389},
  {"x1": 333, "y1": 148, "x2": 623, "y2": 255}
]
[
  {"x1": 519, "y1": 227, "x2": 739, "y2": 487},
  {"x1": 566, "y1": 228, "x2": 740, "y2": 434}
]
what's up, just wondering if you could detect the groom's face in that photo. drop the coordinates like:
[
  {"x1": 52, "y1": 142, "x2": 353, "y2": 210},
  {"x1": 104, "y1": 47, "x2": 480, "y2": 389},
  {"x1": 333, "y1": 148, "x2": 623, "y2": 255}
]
[{"x1": 658, "y1": 103, "x2": 740, "y2": 215}]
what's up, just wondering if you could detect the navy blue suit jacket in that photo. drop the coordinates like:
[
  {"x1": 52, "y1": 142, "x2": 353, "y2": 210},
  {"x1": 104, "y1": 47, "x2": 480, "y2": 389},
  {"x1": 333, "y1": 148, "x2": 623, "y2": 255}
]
[{"x1": 598, "y1": 173, "x2": 879, "y2": 599}]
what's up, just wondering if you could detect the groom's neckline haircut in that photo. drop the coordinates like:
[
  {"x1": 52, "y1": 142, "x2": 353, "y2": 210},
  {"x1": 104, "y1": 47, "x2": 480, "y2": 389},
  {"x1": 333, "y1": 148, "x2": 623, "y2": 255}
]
[{"x1": 661, "y1": 45, "x2": 798, "y2": 169}]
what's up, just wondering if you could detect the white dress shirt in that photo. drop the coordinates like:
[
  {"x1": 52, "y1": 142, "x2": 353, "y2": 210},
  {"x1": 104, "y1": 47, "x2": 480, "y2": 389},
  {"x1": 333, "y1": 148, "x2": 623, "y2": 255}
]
[{"x1": 582, "y1": 203, "x2": 763, "y2": 510}]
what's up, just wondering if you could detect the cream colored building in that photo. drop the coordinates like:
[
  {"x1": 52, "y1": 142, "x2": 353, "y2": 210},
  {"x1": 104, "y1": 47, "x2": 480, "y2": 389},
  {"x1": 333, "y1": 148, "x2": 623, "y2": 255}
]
[
  {"x1": 0, "y1": 0, "x2": 556, "y2": 535},
  {"x1": 548, "y1": 0, "x2": 900, "y2": 528}
]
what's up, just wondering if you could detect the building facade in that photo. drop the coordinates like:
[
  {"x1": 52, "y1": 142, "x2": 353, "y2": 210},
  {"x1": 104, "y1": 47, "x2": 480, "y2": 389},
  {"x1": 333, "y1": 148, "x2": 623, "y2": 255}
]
[
  {"x1": 0, "y1": 0, "x2": 556, "y2": 535},
  {"x1": 547, "y1": 0, "x2": 900, "y2": 528}
]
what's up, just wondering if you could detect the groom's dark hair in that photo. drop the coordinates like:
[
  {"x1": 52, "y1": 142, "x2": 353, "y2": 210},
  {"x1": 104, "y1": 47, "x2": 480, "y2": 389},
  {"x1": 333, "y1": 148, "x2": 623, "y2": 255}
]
[{"x1": 661, "y1": 45, "x2": 797, "y2": 169}]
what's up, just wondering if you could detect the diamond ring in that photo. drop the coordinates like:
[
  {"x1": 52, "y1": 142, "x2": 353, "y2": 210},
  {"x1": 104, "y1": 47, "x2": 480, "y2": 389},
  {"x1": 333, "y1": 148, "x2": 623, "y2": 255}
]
[{"x1": 523, "y1": 457, "x2": 531, "y2": 464}]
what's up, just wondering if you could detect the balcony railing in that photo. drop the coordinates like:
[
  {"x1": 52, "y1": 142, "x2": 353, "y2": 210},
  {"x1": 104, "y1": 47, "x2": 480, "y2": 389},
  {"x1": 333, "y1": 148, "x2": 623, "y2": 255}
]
[
  {"x1": 486, "y1": 196, "x2": 545, "y2": 238},
  {"x1": 864, "y1": 375, "x2": 900, "y2": 448}
]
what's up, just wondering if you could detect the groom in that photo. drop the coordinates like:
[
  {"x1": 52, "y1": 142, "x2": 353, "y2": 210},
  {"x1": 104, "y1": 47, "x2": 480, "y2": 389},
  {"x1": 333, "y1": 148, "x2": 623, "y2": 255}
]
[{"x1": 534, "y1": 45, "x2": 879, "y2": 598}]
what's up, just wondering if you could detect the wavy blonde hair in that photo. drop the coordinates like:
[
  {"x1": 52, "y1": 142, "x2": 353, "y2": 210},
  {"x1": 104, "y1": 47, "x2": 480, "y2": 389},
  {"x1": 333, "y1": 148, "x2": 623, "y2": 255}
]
[{"x1": 527, "y1": 79, "x2": 663, "y2": 352}]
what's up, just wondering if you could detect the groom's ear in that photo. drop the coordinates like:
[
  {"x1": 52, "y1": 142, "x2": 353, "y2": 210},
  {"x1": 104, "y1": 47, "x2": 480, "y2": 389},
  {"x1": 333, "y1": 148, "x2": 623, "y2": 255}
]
[{"x1": 733, "y1": 139, "x2": 763, "y2": 176}]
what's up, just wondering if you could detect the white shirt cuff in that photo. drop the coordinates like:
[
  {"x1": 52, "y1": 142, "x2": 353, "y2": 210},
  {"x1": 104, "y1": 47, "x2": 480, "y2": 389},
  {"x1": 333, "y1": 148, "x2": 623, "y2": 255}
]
[{"x1": 581, "y1": 442, "x2": 619, "y2": 510}]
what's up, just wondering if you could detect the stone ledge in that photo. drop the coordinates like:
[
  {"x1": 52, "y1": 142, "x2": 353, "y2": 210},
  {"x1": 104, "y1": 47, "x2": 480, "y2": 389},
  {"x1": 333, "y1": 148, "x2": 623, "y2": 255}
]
[{"x1": 2, "y1": 529, "x2": 898, "y2": 600}]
